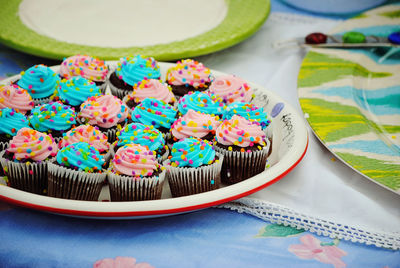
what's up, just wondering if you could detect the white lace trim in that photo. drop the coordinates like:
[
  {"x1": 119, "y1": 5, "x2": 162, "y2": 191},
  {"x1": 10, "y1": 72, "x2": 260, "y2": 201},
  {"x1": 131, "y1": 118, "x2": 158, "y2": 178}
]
[{"x1": 218, "y1": 198, "x2": 400, "y2": 250}]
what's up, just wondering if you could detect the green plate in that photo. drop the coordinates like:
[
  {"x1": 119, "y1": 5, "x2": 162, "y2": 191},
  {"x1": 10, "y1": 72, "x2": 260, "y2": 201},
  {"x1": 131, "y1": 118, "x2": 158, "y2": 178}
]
[
  {"x1": 298, "y1": 4, "x2": 400, "y2": 194},
  {"x1": 0, "y1": 0, "x2": 270, "y2": 61}
]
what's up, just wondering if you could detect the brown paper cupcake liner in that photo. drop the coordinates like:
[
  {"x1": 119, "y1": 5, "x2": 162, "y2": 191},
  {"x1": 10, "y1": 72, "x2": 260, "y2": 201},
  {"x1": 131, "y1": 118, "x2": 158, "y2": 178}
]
[
  {"x1": 164, "y1": 153, "x2": 223, "y2": 197},
  {"x1": 47, "y1": 161, "x2": 107, "y2": 201},
  {"x1": 0, "y1": 150, "x2": 54, "y2": 195},
  {"x1": 214, "y1": 142, "x2": 270, "y2": 184},
  {"x1": 107, "y1": 169, "x2": 166, "y2": 201}
]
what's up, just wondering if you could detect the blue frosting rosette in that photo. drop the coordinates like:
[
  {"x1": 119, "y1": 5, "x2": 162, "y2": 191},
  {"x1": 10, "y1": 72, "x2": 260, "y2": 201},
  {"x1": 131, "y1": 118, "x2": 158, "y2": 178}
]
[
  {"x1": 131, "y1": 98, "x2": 177, "y2": 130},
  {"x1": 0, "y1": 108, "x2": 30, "y2": 137},
  {"x1": 55, "y1": 77, "x2": 101, "y2": 106},
  {"x1": 170, "y1": 137, "x2": 215, "y2": 168},
  {"x1": 222, "y1": 102, "x2": 271, "y2": 129},
  {"x1": 177, "y1": 91, "x2": 225, "y2": 116},
  {"x1": 17, "y1": 64, "x2": 60, "y2": 99},
  {"x1": 56, "y1": 142, "x2": 104, "y2": 172},
  {"x1": 116, "y1": 123, "x2": 165, "y2": 152},
  {"x1": 115, "y1": 55, "x2": 161, "y2": 86}
]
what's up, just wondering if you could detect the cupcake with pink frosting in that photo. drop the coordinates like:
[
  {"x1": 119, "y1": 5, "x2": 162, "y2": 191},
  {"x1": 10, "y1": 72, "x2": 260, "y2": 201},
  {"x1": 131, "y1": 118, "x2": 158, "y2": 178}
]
[
  {"x1": 107, "y1": 144, "x2": 166, "y2": 201},
  {"x1": 207, "y1": 75, "x2": 253, "y2": 104},
  {"x1": 166, "y1": 59, "x2": 212, "y2": 98},
  {"x1": 0, "y1": 128, "x2": 58, "y2": 195},
  {"x1": 169, "y1": 110, "x2": 221, "y2": 144},
  {"x1": 60, "y1": 55, "x2": 109, "y2": 92},
  {"x1": 0, "y1": 84, "x2": 35, "y2": 114},
  {"x1": 78, "y1": 95, "x2": 129, "y2": 142},
  {"x1": 123, "y1": 79, "x2": 176, "y2": 109},
  {"x1": 214, "y1": 115, "x2": 270, "y2": 184}
]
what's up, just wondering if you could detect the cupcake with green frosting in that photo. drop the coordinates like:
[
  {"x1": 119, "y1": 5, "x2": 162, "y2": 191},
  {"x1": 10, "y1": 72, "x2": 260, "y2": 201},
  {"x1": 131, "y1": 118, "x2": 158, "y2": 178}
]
[
  {"x1": 165, "y1": 137, "x2": 223, "y2": 197},
  {"x1": 48, "y1": 142, "x2": 106, "y2": 200}
]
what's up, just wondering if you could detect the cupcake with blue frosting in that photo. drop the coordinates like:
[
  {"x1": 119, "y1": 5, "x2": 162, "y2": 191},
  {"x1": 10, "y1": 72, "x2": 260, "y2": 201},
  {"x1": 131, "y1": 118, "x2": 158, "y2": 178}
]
[
  {"x1": 177, "y1": 91, "x2": 225, "y2": 116},
  {"x1": 0, "y1": 108, "x2": 30, "y2": 145},
  {"x1": 109, "y1": 55, "x2": 161, "y2": 99},
  {"x1": 48, "y1": 142, "x2": 106, "y2": 200},
  {"x1": 166, "y1": 137, "x2": 223, "y2": 197}
]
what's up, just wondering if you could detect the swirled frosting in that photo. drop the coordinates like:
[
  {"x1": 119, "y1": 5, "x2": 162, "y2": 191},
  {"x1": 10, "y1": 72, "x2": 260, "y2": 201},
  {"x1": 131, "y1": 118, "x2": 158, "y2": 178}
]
[
  {"x1": 60, "y1": 55, "x2": 108, "y2": 82},
  {"x1": 29, "y1": 101, "x2": 76, "y2": 132},
  {"x1": 223, "y1": 102, "x2": 271, "y2": 129},
  {"x1": 54, "y1": 77, "x2": 102, "y2": 106},
  {"x1": 0, "y1": 108, "x2": 30, "y2": 137},
  {"x1": 17, "y1": 64, "x2": 60, "y2": 99},
  {"x1": 166, "y1": 59, "x2": 211, "y2": 88},
  {"x1": 0, "y1": 84, "x2": 34, "y2": 114},
  {"x1": 208, "y1": 75, "x2": 253, "y2": 103},
  {"x1": 115, "y1": 55, "x2": 161, "y2": 86},
  {"x1": 124, "y1": 79, "x2": 176, "y2": 104},
  {"x1": 59, "y1": 125, "x2": 110, "y2": 153},
  {"x1": 79, "y1": 95, "x2": 129, "y2": 129},
  {"x1": 112, "y1": 144, "x2": 159, "y2": 177},
  {"x1": 116, "y1": 123, "x2": 165, "y2": 151},
  {"x1": 131, "y1": 98, "x2": 177, "y2": 130},
  {"x1": 6, "y1": 128, "x2": 58, "y2": 161},
  {"x1": 169, "y1": 137, "x2": 215, "y2": 168},
  {"x1": 178, "y1": 91, "x2": 225, "y2": 115},
  {"x1": 171, "y1": 110, "x2": 221, "y2": 140},
  {"x1": 216, "y1": 115, "x2": 267, "y2": 148},
  {"x1": 56, "y1": 142, "x2": 104, "y2": 172}
]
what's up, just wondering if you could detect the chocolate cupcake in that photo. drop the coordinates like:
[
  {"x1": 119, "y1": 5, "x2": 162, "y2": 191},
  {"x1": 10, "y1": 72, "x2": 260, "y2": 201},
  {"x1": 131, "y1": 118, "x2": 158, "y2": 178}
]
[
  {"x1": 0, "y1": 84, "x2": 35, "y2": 115},
  {"x1": 122, "y1": 79, "x2": 176, "y2": 110},
  {"x1": 78, "y1": 95, "x2": 129, "y2": 143},
  {"x1": 47, "y1": 142, "x2": 106, "y2": 201},
  {"x1": 207, "y1": 74, "x2": 253, "y2": 104},
  {"x1": 214, "y1": 115, "x2": 270, "y2": 184},
  {"x1": 166, "y1": 59, "x2": 212, "y2": 98},
  {"x1": 107, "y1": 144, "x2": 165, "y2": 201},
  {"x1": 29, "y1": 101, "x2": 77, "y2": 141},
  {"x1": 16, "y1": 64, "x2": 60, "y2": 104},
  {"x1": 0, "y1": 128, "x2": 58, "y2": 195},
  {"x1": 109, "y1": 55, "x2": 161, "y2": 99},
  {"x1": 59, "y1": 55, "x2": 109, "y2": 93},
  {"x1": 165, "y1": 137, "x2": 223, "y2": 197},
  {"x1": 177, "y1": 91, "x2": 225, "y2": 116}
]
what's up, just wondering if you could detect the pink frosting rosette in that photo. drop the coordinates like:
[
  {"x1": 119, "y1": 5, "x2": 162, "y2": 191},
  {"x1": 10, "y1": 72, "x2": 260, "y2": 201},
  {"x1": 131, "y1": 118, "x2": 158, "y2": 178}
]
[
  {"x1": 60, "y1": 55, "x2": 108, "y2": 82},
  {"x1": 59, "y1": 125, "x2": 110, "y2": 153},
  {"x1": 112, "y1": 144, "x2": 159, "y2": 177},
  {"x1": 208, "y1": 75, "x2": 253, "y2": 104},
  {"x1": 124, "y1": 79, "x2": 176, "y2": 104},
  {"x1": 171, "y1": 110, "x2": 221, "y2": 140},
  {"x1": 0, "y1": 84, "x2": 34, "y2": 114},
  {"x1": 6, "y1": 127, "x2": 58, "y2": 161},
  {"x1": 166, "y1": 59, "x2": 211, "y2": 88},
  {"x1": 79, "y1": 95, "x2": 129, "y2": 129}
]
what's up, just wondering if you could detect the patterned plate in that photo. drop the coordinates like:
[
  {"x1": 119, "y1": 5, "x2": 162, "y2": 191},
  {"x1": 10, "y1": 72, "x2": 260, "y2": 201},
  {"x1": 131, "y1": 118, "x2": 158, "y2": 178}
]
[
  {"x1": 298, "y1": 4, "x2": 400, "y2": 194},
  {"x1": 0, "y1": 0, "x2": 270, "y2": 61}
]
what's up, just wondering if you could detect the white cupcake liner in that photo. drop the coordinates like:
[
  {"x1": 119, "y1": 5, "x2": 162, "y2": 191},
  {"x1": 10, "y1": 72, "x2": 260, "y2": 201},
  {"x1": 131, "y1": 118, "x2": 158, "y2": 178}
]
[
  {"x1": 107, "y1": 169, "x2": 166, "y2": 201},
  {"x1": 47, "y1": 161, "x2": 107, "y2": 201},
  {"x1": 0, "y1": 142, "x2": 8, "y2": 176},
  {"x1": 0, "y1": 150, "x2": 54, "y2": 195},
  {"x1": 33, "y1": 96, "x2": 51, "y2": 105},
  {"x1": 164, "y1": 153, "x2": 223, "y2": 197},
  {"x1": 214, "y1": 141, "x2": 270, "y2": 184}
]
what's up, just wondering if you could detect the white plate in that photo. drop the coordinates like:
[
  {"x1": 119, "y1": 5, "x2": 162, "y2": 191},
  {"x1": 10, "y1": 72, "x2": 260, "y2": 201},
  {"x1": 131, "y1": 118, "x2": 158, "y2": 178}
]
[{"x1": 0, "y1": 62, "x2": 308, "y2": 219}]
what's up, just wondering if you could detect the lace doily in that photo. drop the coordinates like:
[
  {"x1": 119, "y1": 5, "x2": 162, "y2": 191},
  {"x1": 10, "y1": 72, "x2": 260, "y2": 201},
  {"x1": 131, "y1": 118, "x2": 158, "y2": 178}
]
[{"x1": 218, "y1": 198, "x2": 400, "y2": 250}]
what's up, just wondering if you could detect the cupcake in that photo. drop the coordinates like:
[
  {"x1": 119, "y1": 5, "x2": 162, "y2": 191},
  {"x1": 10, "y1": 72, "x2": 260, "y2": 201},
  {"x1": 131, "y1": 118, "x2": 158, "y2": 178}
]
[
  {"x1": 169, "y1": 110, "x2": 221, "y2": 144},
  {"x1": 214, "y1": 115, "x2": 270, "y2": 184},
  {"x1": 122, "y1": 79, "x2": 176, "y2": 109},
  {"x1": 0, "y1": 84, "x2": 35, "y2": 114},
  {"x1": 51, "y1": 77, "x2": 102, "y2": 110},
  {"x1": 0, "y1": 128, "x2": 58, "y2": 195},
  {"x1": 207, "y1": 75, "x2": 253, "y2": 104},
  {"x1": 59, "y1": 55, "x2": 109, "y2": 92},
  {"x1": 223, "y1": 102, "x2": 271, "y2": 130},
  {"x1": 114, "y1": 123, "x2": 168, "y2": 161},
  {"x1": 59, "y1": 125, "x2": 111, "y2": 162},
  {"x1": 131, "y1": 98, "x2": 177, "y2": 134},
  {"x1": 47, "y1": 142, "x2": 106, "y2": 200},
  {"x1": 177, "y1": 91, "x2": 225, "y2": 116},
  {"x1": 78, "y1": 95, "x2": 129, "y2": 142},
  {"x1": 166, "y1": 59, "x2": 212, "y2": 97},
  {"x1": 107, "y1": 144, "x2": 166, "y2": 201},
  {"x1": 29, "y1": 101, "x2": 77, "y2": 141},
  {"x1": 109, "y1": 55, "x2": 161, "y2": 99},
  {"x1": 16, "y1": 64, "x2": 60, "y2": 104},
  {"x1": 166, "y1": 137, "x2": 223, "y2": 197}
]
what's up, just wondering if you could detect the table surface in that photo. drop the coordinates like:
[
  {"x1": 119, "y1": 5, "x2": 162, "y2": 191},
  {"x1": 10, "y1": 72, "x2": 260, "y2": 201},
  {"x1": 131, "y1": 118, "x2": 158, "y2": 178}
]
[{"x1": 1, "y1": 1, "x2": 400, "y2": 267}]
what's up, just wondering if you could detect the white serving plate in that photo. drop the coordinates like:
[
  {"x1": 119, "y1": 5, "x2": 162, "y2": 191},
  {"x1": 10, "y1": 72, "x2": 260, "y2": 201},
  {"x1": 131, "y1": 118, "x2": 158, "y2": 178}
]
[{"x1": 0, "y1": 62, "x2": 308, "y2": 219}]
